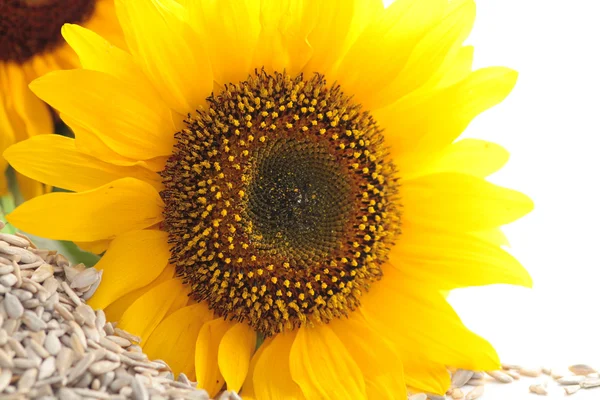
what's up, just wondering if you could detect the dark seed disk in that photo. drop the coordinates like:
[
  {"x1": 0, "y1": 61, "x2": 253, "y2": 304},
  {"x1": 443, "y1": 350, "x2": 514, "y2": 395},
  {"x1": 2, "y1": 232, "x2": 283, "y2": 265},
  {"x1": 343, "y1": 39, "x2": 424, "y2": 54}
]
[{"x1": 161, "y1": 71, "x2": 400, "y2": 336}]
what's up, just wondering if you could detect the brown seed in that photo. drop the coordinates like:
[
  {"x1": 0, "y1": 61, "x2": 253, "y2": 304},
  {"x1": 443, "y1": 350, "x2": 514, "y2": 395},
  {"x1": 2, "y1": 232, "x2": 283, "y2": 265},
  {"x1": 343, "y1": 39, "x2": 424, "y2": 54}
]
[{"x1": 569, "y1": 364, "x2": 597, "y2": 376}]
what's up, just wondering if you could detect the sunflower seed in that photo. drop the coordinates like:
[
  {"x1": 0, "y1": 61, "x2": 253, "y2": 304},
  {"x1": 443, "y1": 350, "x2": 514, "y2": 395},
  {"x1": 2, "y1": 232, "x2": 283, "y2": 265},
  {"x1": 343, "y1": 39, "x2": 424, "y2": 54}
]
[
  {"x1": 0, "y1": 274, "x2": 17, "y2": 287},
  {"x1": 70, "y1": 268, "x2": 99, "y2": 290},
  {"x1": 529, "y1": 383, "x2": 548, "y2": 395},
  {"x1": 0, "y1": 234, "x2": 30, "y2": 248},
  {"x1": 470, "y1": 371, "x2": 484, "y2": 380},
  {"x1": 505, "y1": 370, "x2": 521, "y2": 380},
  {"x1": 38, "y1": 357, "x2": 56, "y2": 380},
  {"x1": 0, "y1": 369, "x2": 12, "y2": 391},
  {"x1": 22, "y1": 310, "x2": 46, "y2": 331},
  {"x1": 43, "y1": 331, "x2": 61, "y2": 356},
  {"x1": 465, "y1": 386, "x2": 484, "y2": 400},
  {"x1": 581, "y1": 377, "x2": 600, "y2": 388},
  {"x1": 486, "y1": 370, "x2": 513, "y2": 383},
  {"x1": 501, "y1": 363, "x2": 522, "y2": 370},
  {"x1": 4, "y1": 293, "x2": 23, "y2": 319},
  {"x1": 31, "y1": 264, "x2": 54, "y2": 283},
  {"x1": 569, "y1": 364, "x2": 596, "y2": 376},
  {"x1": 1, "y1": 247, "x2": 37, "y2": 264},
  {"x1": 17, "y1": 367, "x2": 37, "y2": 390},
  {"x1": 0, "y1": 265, "x2": 13, "y2": 275},
  {"x1": 564, "y1": 385, "x2": 581, "y2": 395},
  {"x1": 450, "y1": 388, "x2": 464, "y2": 399},
  {"x1": 132, "y1": 374, "x2": 149, "y2": 400},
  {"x1": 60, "y1": 282, "x2": 81, "y2": 307},
  {"x1": 451, "y1": 369, "x2": 473, "y2": 388},
  {"x1": 114, "y1": 328, "x2": 140, "y2": 344},
  {"x1": 520, "y1": 367, "x2": 542, "y2": 377},
  {"x1": 89, "y1": 361, "x2": 120, "y2": 375},
  {"x1": 558, "y1": 375, "x2": 586, "y2": 385}
]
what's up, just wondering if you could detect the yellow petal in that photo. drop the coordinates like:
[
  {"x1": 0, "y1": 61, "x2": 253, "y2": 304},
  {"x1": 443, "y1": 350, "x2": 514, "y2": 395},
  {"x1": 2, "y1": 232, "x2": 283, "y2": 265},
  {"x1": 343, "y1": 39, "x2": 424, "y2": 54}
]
[
  {"x1": 119, "y1": 278, "x2": 188, "y2": 342},
  {"x1": 362, "y1": 274, "x2": 500, "y2": 375},
  {"x1": 403, "y1": 359, "x2": 450, "y2": 395},
  {"x1": 407, "y1": 138, "x2": 509, "y2": 179},
  {"x1": 30, "y1": 69, "x2": 175, "y2": 160},
  {"x1": 335, "y1": 0, "x2": 446, "y2": 108},
  {"x1": 329, "y1": 313, "x2": 406, "y2": 400},
  {"x1": 104, "y1": 264, "x2": 175, "y2": 321},
  {"x1": 15, "y1": 172, "x2": 50, "y2": 200},
  {"x1": 290, "y1": 325, "x2": 367, "y2": 400},
  {"x1": 389, "y1": 223, "x2": 531, "y2": 289},
  {"x1": 61, "y1": 23, "x2": 163, "y2": 103},
  {"x1": 144, "y1": 302, "x2": 213, "y2": 378},
  {"x1": 252, "y1": 331, "x2": 304, "y2": 400},
  {"x1": 241, "y1": 335, "x2": 270, "y2": 400},
  {"x1": 4, "y1": 135, "x2": 162, "y2": 192},
  {"x1": 471, "y1": 228, "x2": 510, "y2": 247},
  {"x1": 376, "y1": 67, "x2": 518, "y2": 167},
  {"x1": 3, "y1": 63, "x2": 53, "y2": 139},
  {"x1": 87, "y1": 230, "x2": 170, "y2": 310},
  {"x1": 371, "y1": 0, "x2": 476, "y2": 108},
  {"x1": 195, "y1": 318, "x2": 231, "y2": 397},
  {"x1": 7, "y1": 178, "x2": 164, "y2": 242},
  {"x1": 218, "y1": 323, "x2": 256, "y2": 392},
  {"x1": 186, "y1": 0, "x2": 260, "y2": 85},
  {"x1": 303, "y1": 0, "x2": 382, "y2": 75},
  {"x1": 115, "y1": 0, "x2": 212, "y2": 114},
  {"x1": 252, "y1": 0, "x2": 315, "y2": 75},
  {"x1": 76, "y1": 239, "x2": 112, "y2": 254},
  {"x1": 402, "y1": 172, "x2": 533, "y2": 231}
]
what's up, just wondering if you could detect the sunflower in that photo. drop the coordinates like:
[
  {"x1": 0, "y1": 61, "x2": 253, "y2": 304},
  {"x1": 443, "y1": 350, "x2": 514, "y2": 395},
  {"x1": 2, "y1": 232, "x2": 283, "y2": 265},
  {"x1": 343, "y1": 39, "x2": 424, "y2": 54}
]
[
  {"x1": 5, "y1": 0, "x2": 533, "y2": 397},
  {"x1": 0, "y1": 0, "x2": 122, "y2": 199}
]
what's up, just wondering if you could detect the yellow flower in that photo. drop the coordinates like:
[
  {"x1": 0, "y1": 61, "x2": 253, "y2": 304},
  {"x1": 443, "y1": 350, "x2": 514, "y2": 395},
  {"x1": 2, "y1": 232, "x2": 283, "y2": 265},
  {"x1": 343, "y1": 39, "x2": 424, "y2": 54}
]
[
  {"x1": 0, "y1": 0, "x2": 122, "y2": 199},
  {"x1": 5, "y1": 0, "x2": 534, "y2": 398}
]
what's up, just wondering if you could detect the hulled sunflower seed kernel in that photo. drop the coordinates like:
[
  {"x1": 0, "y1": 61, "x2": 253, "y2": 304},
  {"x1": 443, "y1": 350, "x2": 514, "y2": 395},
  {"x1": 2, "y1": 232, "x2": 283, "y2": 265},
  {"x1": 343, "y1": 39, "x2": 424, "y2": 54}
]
[
  {"x1": 569, "y1": 364, "x2": 597, "y2": 376},
  {"x1": 486, "y1": 370, "x2": 513, "y2": 383},
  {"x1": 0, "y1": 232, "x2": 211, "y2": 399},
  {"x1": 529, "y1": 382, "x2": 549, "y2": 396}
]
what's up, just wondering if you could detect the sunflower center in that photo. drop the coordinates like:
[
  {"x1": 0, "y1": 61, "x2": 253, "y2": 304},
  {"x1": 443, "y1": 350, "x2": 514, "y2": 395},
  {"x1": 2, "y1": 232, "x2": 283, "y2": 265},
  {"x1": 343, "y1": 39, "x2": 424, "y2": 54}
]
[
  {"x1": 161, "y1": 71, "x2": 400, "y2": 335},
  {"x1": 0, "y1": 0, "x2": 96, "y2": 63}
]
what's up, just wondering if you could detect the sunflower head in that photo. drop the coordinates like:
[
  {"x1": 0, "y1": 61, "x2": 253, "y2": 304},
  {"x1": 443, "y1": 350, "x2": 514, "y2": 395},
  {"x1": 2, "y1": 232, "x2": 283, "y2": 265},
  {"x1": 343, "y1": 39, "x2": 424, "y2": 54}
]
[
  {"x1": 161, "y1": 70, "x2": 400, "y2": 335},
  {"x1": 4, "y1": 0, "x2": 534, "y2": 398}
]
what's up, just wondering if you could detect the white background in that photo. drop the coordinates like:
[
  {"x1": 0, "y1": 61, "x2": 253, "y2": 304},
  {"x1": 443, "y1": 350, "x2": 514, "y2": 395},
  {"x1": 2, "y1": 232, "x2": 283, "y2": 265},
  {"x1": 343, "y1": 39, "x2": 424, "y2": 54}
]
[{"x1": 441, "y1": 0, "x2": 600, "y2": 397}]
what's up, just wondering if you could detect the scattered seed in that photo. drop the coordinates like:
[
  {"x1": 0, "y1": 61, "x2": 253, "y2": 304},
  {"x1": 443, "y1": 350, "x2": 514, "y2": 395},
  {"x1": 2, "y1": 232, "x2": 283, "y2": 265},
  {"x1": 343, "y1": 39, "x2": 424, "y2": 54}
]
[
  {"x1": 581, "y1": 377, "x2": 600, "y2": 388},
  {"x1": 569, "y1": 364, "x2": 597, "y2": 376},
  {"x1": 3, "y1": 293, "x2": 23, "y2": 319},
  {"x1": 520, "y1": 367, "x2": 542, "y2": 377},
  {"x1": 505, "y1": 370, "x2": 521, "y2": 380},
  {"x1": 451, "y1": 369, "x2": 473, "y2": 388},
  {"x1": 70, "y1": 268, "x2": 99, "y2": 290},
  {"x1": 486, "y1": 370, "x2": 513, "y2": 383},
  {"x1": 529, "y1": 383, "x2": 548, "y2": 395},
  {"x1": 450, "y1": 388, "x2": 464, "y2": 399},
  {"x1": 557, "y1": 375, "x2": 586, "y2": 385},
  {"x1": 564, "y1": 385, "x2": 581, "y2": 395},
  {"x1": 465, "y1": 385, "x2": 484, "y2": 400}
]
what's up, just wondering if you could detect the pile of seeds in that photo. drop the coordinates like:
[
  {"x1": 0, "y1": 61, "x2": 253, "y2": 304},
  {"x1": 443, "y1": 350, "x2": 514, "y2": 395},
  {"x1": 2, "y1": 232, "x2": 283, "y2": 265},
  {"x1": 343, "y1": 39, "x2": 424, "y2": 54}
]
[
  {"x1": 0, "y1": 226, "x2": 210, "y2": 399},
  {"x1": 408, "y1": 363, "x2": 600, "y2": 399}
]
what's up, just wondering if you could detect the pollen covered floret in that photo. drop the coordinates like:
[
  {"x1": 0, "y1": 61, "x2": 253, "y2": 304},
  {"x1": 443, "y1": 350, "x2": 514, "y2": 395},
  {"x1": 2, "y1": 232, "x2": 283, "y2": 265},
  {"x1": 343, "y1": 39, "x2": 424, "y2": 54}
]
[{"x1": 161, "y1": 71, "x2": 400, "y2": 335}]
